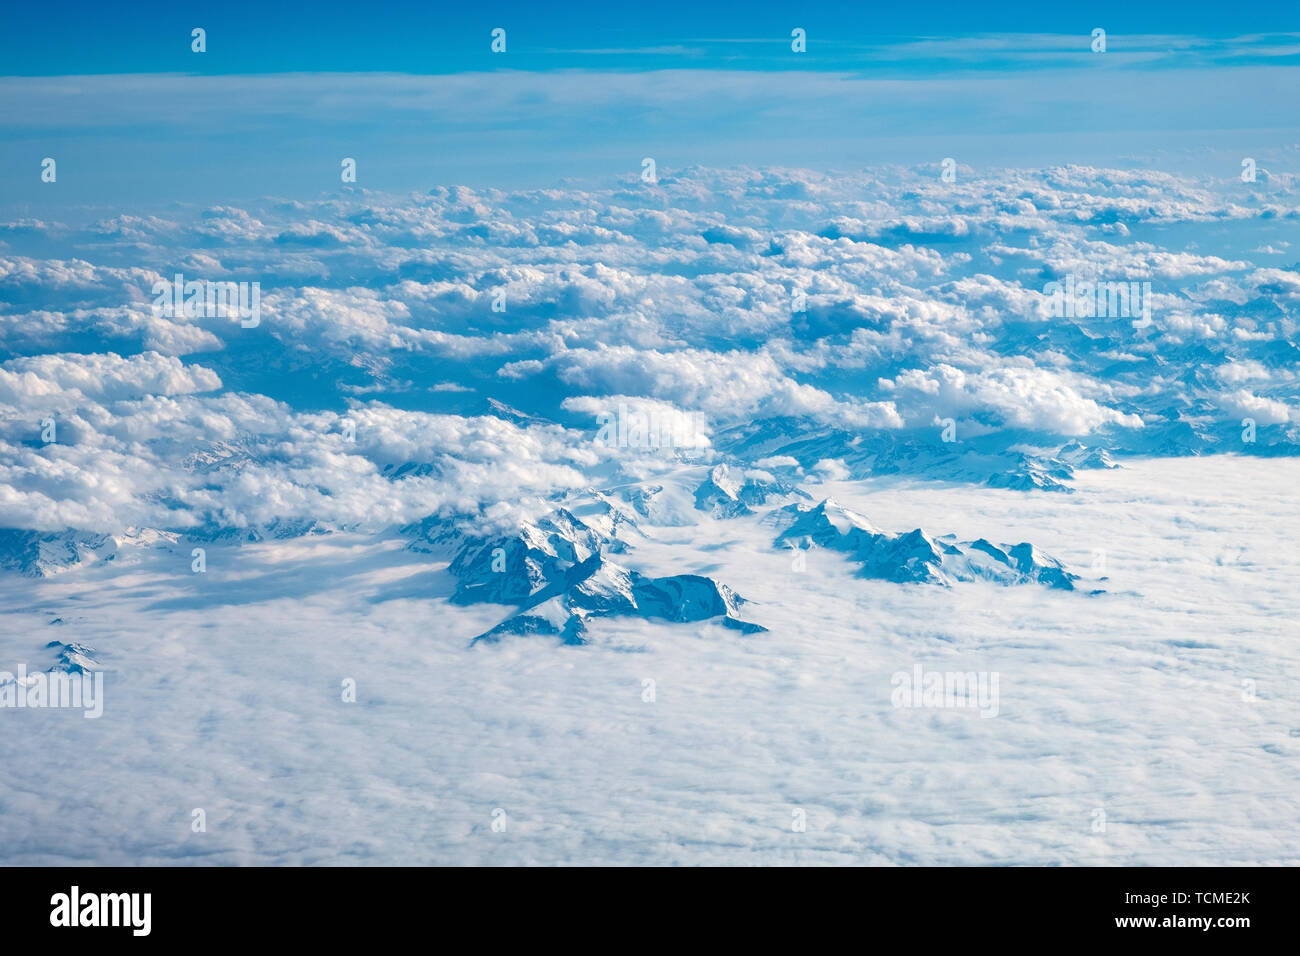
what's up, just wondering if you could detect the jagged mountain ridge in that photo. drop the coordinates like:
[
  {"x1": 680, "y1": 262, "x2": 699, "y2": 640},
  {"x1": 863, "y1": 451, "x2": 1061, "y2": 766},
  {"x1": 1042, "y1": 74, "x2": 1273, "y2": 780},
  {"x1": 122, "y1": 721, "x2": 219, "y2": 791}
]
[
  {"x1": 693, "y1": 463, "x2": 810, "y2": 517},
  {"x1": 773, "y1": 498, "x2": 1079, "y2": 590},
  {"x1": 445, "y1": 503, "x2": 767, "y2": 642},
  {"x1": 0, "y1": 527, "x2": 180, "y2": 577}
]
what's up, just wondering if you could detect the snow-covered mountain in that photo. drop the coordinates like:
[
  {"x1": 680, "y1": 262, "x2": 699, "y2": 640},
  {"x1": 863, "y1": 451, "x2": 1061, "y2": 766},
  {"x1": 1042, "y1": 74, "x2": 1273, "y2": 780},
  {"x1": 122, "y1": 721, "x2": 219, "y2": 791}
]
[
  {"x1": 711, "y1": 420, "x2": 1134, "y2": 494},
  {"x1": 693, "y1": 463, "x2": 809, "y2": 518},
  {"x1": 473, "y1": 554, "x2": 765, "y2": 643},
  {"x1": 445, "y1": 504, "x2": 764, "y2": 641},
  {"x1": 0, "y1": 527, "x2": 178, "y2": 577},
  {"x1": 773, "y1": 498, "x2": 1079, "y2": 590},
  {"x1": 45, "y1": 640, "x2": 99, "y2": 674},
  {"x1": 184, "y1": 518, "x2": 334, "y2": 544},
  {"x1": 448, "y1": 507, "x2": 626, "y2": 607}
]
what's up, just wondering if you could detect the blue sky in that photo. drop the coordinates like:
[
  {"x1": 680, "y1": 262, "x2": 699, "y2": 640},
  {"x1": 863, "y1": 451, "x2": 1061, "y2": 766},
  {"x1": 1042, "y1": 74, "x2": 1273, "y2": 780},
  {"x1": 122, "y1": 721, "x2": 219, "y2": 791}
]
[
  {"x1": 5, "y1": 0, "x2": 1300, "y2": 75},
  {"x1": 1, "y1": 2, "x2": 1297, "y2": 205}
]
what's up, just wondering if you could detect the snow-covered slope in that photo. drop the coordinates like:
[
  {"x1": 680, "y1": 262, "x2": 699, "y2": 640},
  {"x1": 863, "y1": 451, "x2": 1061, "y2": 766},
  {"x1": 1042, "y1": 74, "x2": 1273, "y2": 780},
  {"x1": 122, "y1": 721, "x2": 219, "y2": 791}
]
[
  {"x1": 446, "y1": 504, "x2": 765, "y2": 641},
  {"x1": 774, "y1": 498, "x2": 1079, "y2": 590},
  {"x1": 693, "y1": 463, "x2": 809, "y2": 517},
  {"x1": 0, "y1": 527, "x2": 179, "y2": 577},
  {"x1": 474, "y1": 554, "x2": 765, "y2": 643}
]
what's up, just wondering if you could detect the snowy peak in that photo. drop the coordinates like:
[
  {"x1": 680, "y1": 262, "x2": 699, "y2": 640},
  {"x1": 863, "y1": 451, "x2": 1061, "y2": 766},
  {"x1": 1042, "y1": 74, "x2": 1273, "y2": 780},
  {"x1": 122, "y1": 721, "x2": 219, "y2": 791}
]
[
  {"x1": 628, "y1": 572, "x2": 746, "y2": 624},
  {"x1": 695, "y1": 464, "x2": 749, "y2": 517},
  {"x1": 774, "y1": 499, "x2": 1078, "y2": 591},
  {"x1": 472, "y1": 551, "x2": 766, "y2": 644},
  {"x1": 694, "y1": 464, "x2": 808, "y2": 518},
  {"x1": 0, "y1": 529, "x2": 114, "y2": 577},
  {"x1": 185, "y1": 518, "x2": 333, "y2": 544},
  {"x1": 620, "y1": 481, "x2": 700, "y2": 527},
  {"x1": 561, "y1": 490, "x2": 643, "y2": 542},
  {"x1": 713, "y1": 418, "x2": 1141, "y2": 494},
  {"x1": 46, "y1": 640, "x2": 100, "y2": 674},
  {"x1": 1056, "y1": 441, "x2": 1120, "y2": 470},
  {"x1": 449, "y1": 508, "x2": 614, "y2": 607},
  {"x1": 0, "y1": 527, "x2": 179, "y2": 577},
  {"x1": 773, "y1": 498, "x2": 884, "y2": 551},
  {"x1": 985, "y1": 458, "x2": 1075, "y2": 493},
  {"x1": 485, "y1": 397, "x2": 554, "y2": 428},
  {"x1": 858, "y1": 527, "x2": 952, "y2": 585}
]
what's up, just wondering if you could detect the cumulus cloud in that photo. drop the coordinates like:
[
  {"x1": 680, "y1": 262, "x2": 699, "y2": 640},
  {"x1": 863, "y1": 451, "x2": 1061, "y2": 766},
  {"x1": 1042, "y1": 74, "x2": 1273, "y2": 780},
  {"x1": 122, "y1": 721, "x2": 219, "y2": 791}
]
[
  {"x1": 550, "y1": 345, "x2": 904, "y2": 429},
  {"x1": 812, "y1": 458, "x2": 851, "y2": 480},
  {"x1": 1217, "y1": 389, "x2": 1292, "y2": 425},
  {"x1": 0, "y1": 351, "x2": 221, "y2": 404},
  {"x1": 885, "y1": 364, "x2": 1144, "y2": 434},
  {"x1": 0, "y1": 162, "x2": 1294, "y2": 538}
]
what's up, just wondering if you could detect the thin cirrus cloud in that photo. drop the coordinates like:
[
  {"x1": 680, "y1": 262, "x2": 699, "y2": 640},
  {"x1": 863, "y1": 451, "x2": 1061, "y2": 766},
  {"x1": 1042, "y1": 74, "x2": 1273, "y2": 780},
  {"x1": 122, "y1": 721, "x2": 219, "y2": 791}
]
[{"x1": 1, "y1": 52, "x2": 1297, "y2": 204}]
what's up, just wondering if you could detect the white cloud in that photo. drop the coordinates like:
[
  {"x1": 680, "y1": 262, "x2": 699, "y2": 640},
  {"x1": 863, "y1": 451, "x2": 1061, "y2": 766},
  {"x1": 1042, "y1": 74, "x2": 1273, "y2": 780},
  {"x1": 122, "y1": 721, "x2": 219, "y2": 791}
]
[
  {"x1": 1218, "y1": 389, "x2": 1292, "y2": 425},
  {"x1": 887, "y1": 364, "x2": 1144, "y2": 435}
]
